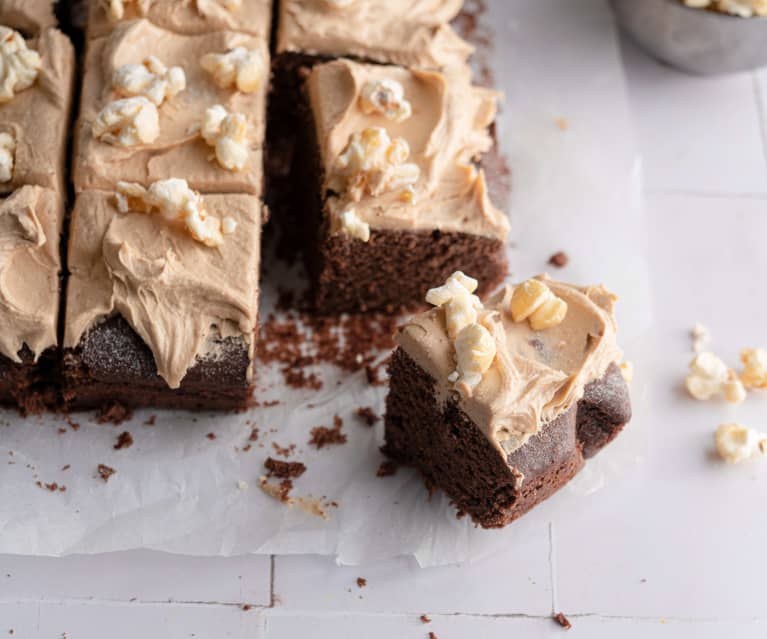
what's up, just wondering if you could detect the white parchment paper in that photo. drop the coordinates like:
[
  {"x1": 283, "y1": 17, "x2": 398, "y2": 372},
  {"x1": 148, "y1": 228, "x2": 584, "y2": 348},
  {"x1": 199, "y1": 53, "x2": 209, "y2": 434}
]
[{"x1": 0, "y1": 0, "x2": 653, "y2": 566}]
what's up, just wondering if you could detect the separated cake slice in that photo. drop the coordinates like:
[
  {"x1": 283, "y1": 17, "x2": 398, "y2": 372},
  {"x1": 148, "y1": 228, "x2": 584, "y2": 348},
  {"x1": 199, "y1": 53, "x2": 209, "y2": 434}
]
[
  {"x1": 384, "y1": 273, "x2": 632, "y2": 528},
  {"x1": 86, "y1": 0, "x2": 272, "y2": 40},
  {"x1": 0, "y1": 25, "x2": 75, "y2": 195},
  {"x1": 294, "y1": 59, "x2": 509, "y2": 312},
  {"x1": 0, "y1": 186, "x2": 64, "y2": 413},
  {"x1": 73, "y1": 18, "x2": 267, "y2": 195},
  {"x1": 62, "y1": 182, "x2": 262, "y2": 411}
]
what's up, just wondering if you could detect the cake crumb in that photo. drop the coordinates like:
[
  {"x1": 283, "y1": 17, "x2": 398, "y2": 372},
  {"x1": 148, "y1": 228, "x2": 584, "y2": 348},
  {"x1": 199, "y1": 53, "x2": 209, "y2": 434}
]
[
  {"x1": 553, "y1": 612, "x2": 572, "y2": 629},
  {"x1": 309, "y1": 415, "x2": 347, "y2": 449},
  {"x1": 356, "y1": 577, "x2": 367, "y2": 588},
  {"x1": 241, "y1": 604, "x2": 252, "y2": 611},
  {"x1": 258, "y1": 476, "x2": 331, "y2": 520},
  {"x1": 272, "y1": 442, "x2": 296, "y2": 457},
  {"x1": 96, "y1": 401, "x2": 133, "y2": 425},
  {"x1": 206, "y1": 432, "x2": 217, "y2": 440},
  {"x1": 114, "y1": 431, "x2": 134, "y2": 450},
  {"x1": 97, "y1": 464, "x2": 116, "y2": 482},
  {"x1": 66, "y1": 416, "x2": 80, "y2": 431},
  {"x1": 548, "y1": 251, "x2": 569, "y2": 268},
  {"x1": 420, "y1": 614, "x2": 431, "y2": 624},
  {"x1": 264, "y1": 457, "x2": 306, "y2": 479},
  {"x1": 355, "y1": 406, "x2": 380, "y2": 426},
  {"x1": 376, "y1": 460, "x2": 398, "y2": 477},
  {"x1": 428, "y1": 632, "x2": 439, "y2": 639},
  {"x1": 249, "y1": 427, "x2": 260, "y2": 441},
  {"x1": 143, "y1": 415, "x2": 156, "y2": 426},
  {"x1": 61, "y1": 465, "x2": 70, "y2": 471}
]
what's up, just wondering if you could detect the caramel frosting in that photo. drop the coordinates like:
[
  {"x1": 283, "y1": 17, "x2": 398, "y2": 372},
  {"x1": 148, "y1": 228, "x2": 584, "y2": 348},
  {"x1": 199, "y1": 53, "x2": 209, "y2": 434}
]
[
  {"x1": 0, "y1": 28, "x2": 75, "y2": 195},
  {"x1": 398, "y1": 275, "x2": 624, "y2": 457},
  {"x1": 277, "y1": 0, "x2": 473, "y2": 69},
  {"x1": 0, "y1": 0, "x2": 57, "y2": 34},
  {"x1": 64, "y1": 190, "x2": 262, "y2": 389},
  {"x1": 73, "y1": 19, "x2": 267, "y2": 195},
  {"x1": 0, "y1": 186, "x2": 63, "y2": 362},
  {"x1": 307, "y1": 59, "x2": 509, "y2": 241},
  {"x1": 87, "y1": 0, "x2": 272, "y2": 39}
]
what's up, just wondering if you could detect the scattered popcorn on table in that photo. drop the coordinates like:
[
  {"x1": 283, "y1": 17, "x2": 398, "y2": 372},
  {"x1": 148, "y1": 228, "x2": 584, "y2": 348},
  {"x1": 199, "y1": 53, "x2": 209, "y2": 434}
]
[
  {"x1": 359, "y1": 79, "x2": 413, "y2": 122},
  {"x1": 685, "y1": 351, "x2": 745, "y2": 404},
  {"x1": 0, "y1": 27, "x2": 42, "y2": 103},
  {"x1": 620, "y1": 361, "x2": 634, "y2": 384},
  {"x1": 112, "y1": 56, "x2": 186, "y2": 107},
  {"x1": 201, "y1": 47, "x2": 265, "y2": 93},
  {"x1": 200, "y1": 105, "x2": 250, "y2": 171},
  {"x1": 0, "y1": 132, "x2": 15, "y2": 183},
  {"x1": 690, "y1": 322, "x2": 710, "y2": 353},
  {"x1": 739, "y1": 348, "x2": 767, "y2": 390},
  {"x1": 92, "y1": 96, "x2": 160, "y2": 147},
  {"x1": 715, "y1": 423, "x2": 767, "y2": 464},
  {"x1": 509, "y1": 279, "x2": 568, "y2": 331}
]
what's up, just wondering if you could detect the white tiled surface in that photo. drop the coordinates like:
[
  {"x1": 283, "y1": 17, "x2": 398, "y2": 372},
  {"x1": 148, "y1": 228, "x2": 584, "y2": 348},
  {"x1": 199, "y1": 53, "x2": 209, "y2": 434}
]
[{"x1": 3, "y1": 6, "x2": 767, "y2": 639}]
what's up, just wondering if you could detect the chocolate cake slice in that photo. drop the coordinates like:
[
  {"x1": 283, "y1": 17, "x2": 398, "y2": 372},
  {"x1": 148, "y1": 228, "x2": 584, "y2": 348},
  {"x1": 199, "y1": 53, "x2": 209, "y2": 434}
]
[
  {"x1": 62, "y1": 187, "x2": 262, "y2": 411},
  {"x1": 292, "y1": 59, "x2": 509, "y2": 313},
  {"x1": 383, "y1": 273, "x2": 632, "y2": 528},
  {"x1": 0, "y1": 187, "x2": 65, "y2": 414}
]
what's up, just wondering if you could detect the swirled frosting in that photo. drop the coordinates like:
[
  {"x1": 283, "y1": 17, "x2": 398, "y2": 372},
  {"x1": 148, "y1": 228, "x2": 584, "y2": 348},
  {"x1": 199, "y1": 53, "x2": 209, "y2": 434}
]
[
  {"x1": 277, "y1": 0, "x2": 472, "y2": 69},
  {"x1": 306, "y1": 59, "x2": 509, "y2": 240},
  {"x1": 0, "y1": 0, "x2": 57, "y2": 34},
  {"x1": 397, "y1": 275, "x2": 624, "y2": 456},
  {"x1": 0, "y1": 186, "x2": 62, "y2": 362},
  {"x1": 87, "y1": 0, "x2": 272, "y2": 39},
  {"x1": 73, "y1": 19, "x2": 267, "y2": 195},
  {"x1": 64, "y1": 190, "x2": 262, "y2": 389},
  {"x1": 0, "y1": 28, "x2": 75, "y2": 195}
]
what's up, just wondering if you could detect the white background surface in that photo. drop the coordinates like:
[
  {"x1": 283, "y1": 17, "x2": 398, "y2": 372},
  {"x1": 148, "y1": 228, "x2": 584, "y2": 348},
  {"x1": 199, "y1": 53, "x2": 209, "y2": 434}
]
[{"x1": 2, "y1": 0, "x2": 767, "y2": 635}]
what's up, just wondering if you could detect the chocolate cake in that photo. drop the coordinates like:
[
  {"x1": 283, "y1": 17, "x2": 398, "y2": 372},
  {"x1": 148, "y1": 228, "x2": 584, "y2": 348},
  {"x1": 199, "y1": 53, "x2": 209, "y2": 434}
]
[
  {"x1": 383, "y1": 273, "x2": 632, "y2": 527},
  {"x1": 293, "y1": 59, "x2": 508, "y2": 312},
  {"x1": 62, "y1": 188, "x2": 262, "y2": 411}
]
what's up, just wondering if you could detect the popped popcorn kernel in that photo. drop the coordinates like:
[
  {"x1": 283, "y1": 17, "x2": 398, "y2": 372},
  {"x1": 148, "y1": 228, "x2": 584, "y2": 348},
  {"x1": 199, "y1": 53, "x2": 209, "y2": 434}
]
[
  {"x1": 112, "y1": 56, "x2": 186, "y2": 106},
  {"x1": 333, "y1": 127, "x2": 420, "y2": 202},
  {"x1": 359, "y1": 79, "x2": 413, "y2": 122},
  {"x1": 683, "y1": 0, "x2": 767, "y2": 17},
  {"x1": 509, "y1": 279, "x2": 568, "y2": 331},
  {"x1": 690, "y1": 322, "x2": 710, "y2": 353},
  {"x1": 426, "y1": 271, "x2": 481, "y2": 339},
  {"x1": 0, "y1": 27, "x2": 41, "y2": 104},
  {"x1": 335, "y1": 208, "x2": 370, "y2": 242},
  {"x1": 115, "y1": 178, "x2": 236, "y2": 247},
  {"x1": 323, "y1": 0, "x2": 357, "y2": 8},
  {"x1": 715, "y1": 423, "x2": 767, "y2": 464},
  {"x1": 0, "y1": 132, "x2": 15, "y2": 183},
  {"x1": 200, "y1": 47, "x2": 264, "y2": 93},
  {"x1": 200, "y1": 105, "x2": 249, "y2": 171},
  {"x1": 452, "y1": 322, "x2": 497, "y2": 397},
  {"x1": 739, "y1": 347, "x2": 767, "y2": 390},
  {"x1": 103, "y1": 0, "x2": 153, "y2": 21},
  {"x1": 685, "y1": 351, "x2": 745, "y2": 404},
  {"x1": 92, "y1": 96, "x2": 160, "y2": 147},
  {"x1": 196, "y1": 0, "x2": 243, "y2": 14},
  {"x1": 619, "y1": 361, "x2": 634, "y2": 384}
]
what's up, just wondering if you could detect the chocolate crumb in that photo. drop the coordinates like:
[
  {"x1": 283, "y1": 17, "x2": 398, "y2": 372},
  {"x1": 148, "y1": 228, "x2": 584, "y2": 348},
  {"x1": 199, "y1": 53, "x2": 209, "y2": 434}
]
[
  {"x1": 206, "y1": 432, "x2": 217, "y2": 440},
  {"x1": 309, "y1": 415, "x2": 347, "y2": 449},
  {"x1": 376, "y1": 460, "x2": 398, "y2": 477},
  {"x1": 114, "y1": 431, "x2": 133, "y2": 450},
  {"x1": 420, "y1": 615, "x2": 431, "y2": 624},
  {"x1": 356, "y1": 577, "x2": 367, "y2": 588},
  {"x1": 355, "y1": 406, "x2": 380, "y2": 426},
  {"x1": 97, "y1": 464, "x2": 115, "y2": 482},
  {"x1": 143, "y1": 415, "x2": 156, "y2": 426},
  {"x1": 553, "y1": 612, "x2": 572, "y2": 629},
  {"x1": 96, "y1": 401, "x2": 133, "y2": 425},
  {"x1": 57, "y1": 427, "x2": 66, "y2": 434},
  {"x1": 265, "y1": 457, "x2": 306, "y2": 479},
  {"x1": 428, "y1": 633, "x2": 438, "y2": 639},
  {"x1": 61, "y1": 465, "x2": 70, "y2": 471},
  {"x1": 548, "y1": 251, "x2": 569, "y2": 268},
  {"x1": 249, "y1": 427, "x2": 260, "y2": 442},
  {"x1": 272, "y1": 442, "x2": 296, "y2": 458},
  {"x1": 241, "y1": 604, "x2": 252, "y2": 611},
  {"x1": 66, "y1": 417, "x2": 80, "y2": 431}
]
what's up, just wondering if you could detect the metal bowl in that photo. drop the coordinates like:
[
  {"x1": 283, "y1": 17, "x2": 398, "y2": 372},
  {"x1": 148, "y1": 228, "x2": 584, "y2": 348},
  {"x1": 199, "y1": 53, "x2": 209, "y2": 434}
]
[{"x1": 610, "y1": 0, "x2": 767, "y2": 75}]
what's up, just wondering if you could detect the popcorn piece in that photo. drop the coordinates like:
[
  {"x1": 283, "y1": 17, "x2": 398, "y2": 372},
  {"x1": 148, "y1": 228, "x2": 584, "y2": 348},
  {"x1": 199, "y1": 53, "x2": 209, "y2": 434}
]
[
  {"x1": 359, "y1": 79, "x2": 413, "y2": 122},
  {"x1": 690, "y1": 322, "x2": 710, "y2": 353},
  {"x1": 685, "y1": 351, "x2": 745, "y2": 404},
  {"x1": 200, "y1": 47, "x2": 264, "y2": 93},
  {"x1": 0, "y1": 132, "x2": 15, "y2": 183},
  {"x1": 452, "y1": 322, "x2": 497, "y2": 397},
  {"x1": 739, "y1": 347, "x2": 767, "y2": 390},
  {"x1": 115, "y1": 178, "x2": 236, "y2": 247},
  {"x1": 93, "y1": 97, "x2": 160, "y2": 147},
  {"x1": 332, "y1": 127, "x2": 420, "y2": 202},
  {"x1": 0, "y1": 27, "x2": 42, "y2": 104},
  {"x1": 336, "y1": 208, "x2": 370, "y2": 242},
  {"x1": 426, "y1": 271, "x2": 481, "y2": 339},
  {"x1": 509, "y1": 279, "x2": 568, "y2": 331},
  {"x1": 200, "y1": 105, "x2": 249, "y2": 171},
  {"x1": 112, "y1": 56, "x2": 186, "y2": 107},
  {"x1": 323, "y1": 0, "x2": 357, "y2": 7},
  {"x1": 715, "y1": 423, "x2": 767, "y2": 464},
  {"x1": 682, "y1": 0, "x2": 767, "y2": 16},
  {"x1": 196, "y1": 0, "x2": 243, "y2": 14},
  {"x1": 619, "y1": 360, "x2": 634, "y2": 384},
  {"x1": 103, "y1": 0, "x2": 153, "y2": 21}
]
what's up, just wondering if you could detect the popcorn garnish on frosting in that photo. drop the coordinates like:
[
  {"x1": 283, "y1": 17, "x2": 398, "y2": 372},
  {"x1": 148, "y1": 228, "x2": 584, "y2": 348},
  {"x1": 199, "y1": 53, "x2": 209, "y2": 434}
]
[
  {"x1": 509, "y1": 279, "x2": 568, "y2": 331},
  {"x1": 112, "y1": 56, "x2": 186, "y2": 106},
  {"x1": 92, "y1": 96, "x2": 160, "y2": 147},
  {"x1": 200, "y1": 105, "x2": 249, "y2": 171},
  {"x1": 335, "y1": 208, "x2": 370, "y2": 242},
  {"x1": 103, "y1": 0, "x2": 153, "y2": 21},
  {"x1": 739, "y1": 347, "x2": 767, "y2": 389},
  {"x1": 115, "y1": 178, "x2": 237, "y2": 247},
  {"x1": 0, "y1": 132, "x2": 15, "y2": 183},
  {"x1": 685, "y1": 351, "x2": 746, "y2": 404},
  {"x1": 0, "y1": 27, "x2": 42, "y2": 104},
  {"x1": 332, "y1": 127, "x2": 420, "y2": 202},
  {"x1": 200, "y1": 47, "x2": 264, "y2": 93},
  {"x1": 359, "y1": 79, "x2": 413, "y2": 122},
  {"x1": 426, "y1": 272, "x2": 496, "y2": 397},
  {"x1": 323, "y1": 0, "x2": 357, "y2": 8},
  {"x1": 196, "y1": 0, "x2": 243, "y2": 14},
  {"x1": 715, "y1": 423, "x2": 767, "y2": 464},
  {"x1": 683, "y1": 0, "x2": 767, "y2": 17}
]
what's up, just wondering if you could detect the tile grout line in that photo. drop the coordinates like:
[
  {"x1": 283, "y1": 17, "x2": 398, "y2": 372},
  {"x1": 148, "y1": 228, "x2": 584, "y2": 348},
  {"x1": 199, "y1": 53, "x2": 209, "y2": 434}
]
[
  {"x1": 269, "y1": 554, "x2": 276, "y2": 608},
  {"x1": 548, "y1": 521, "x2": 558, "y2": 615},
  {"x1": 752, "y1": 71, "x2": 767, "y2": 182}
]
